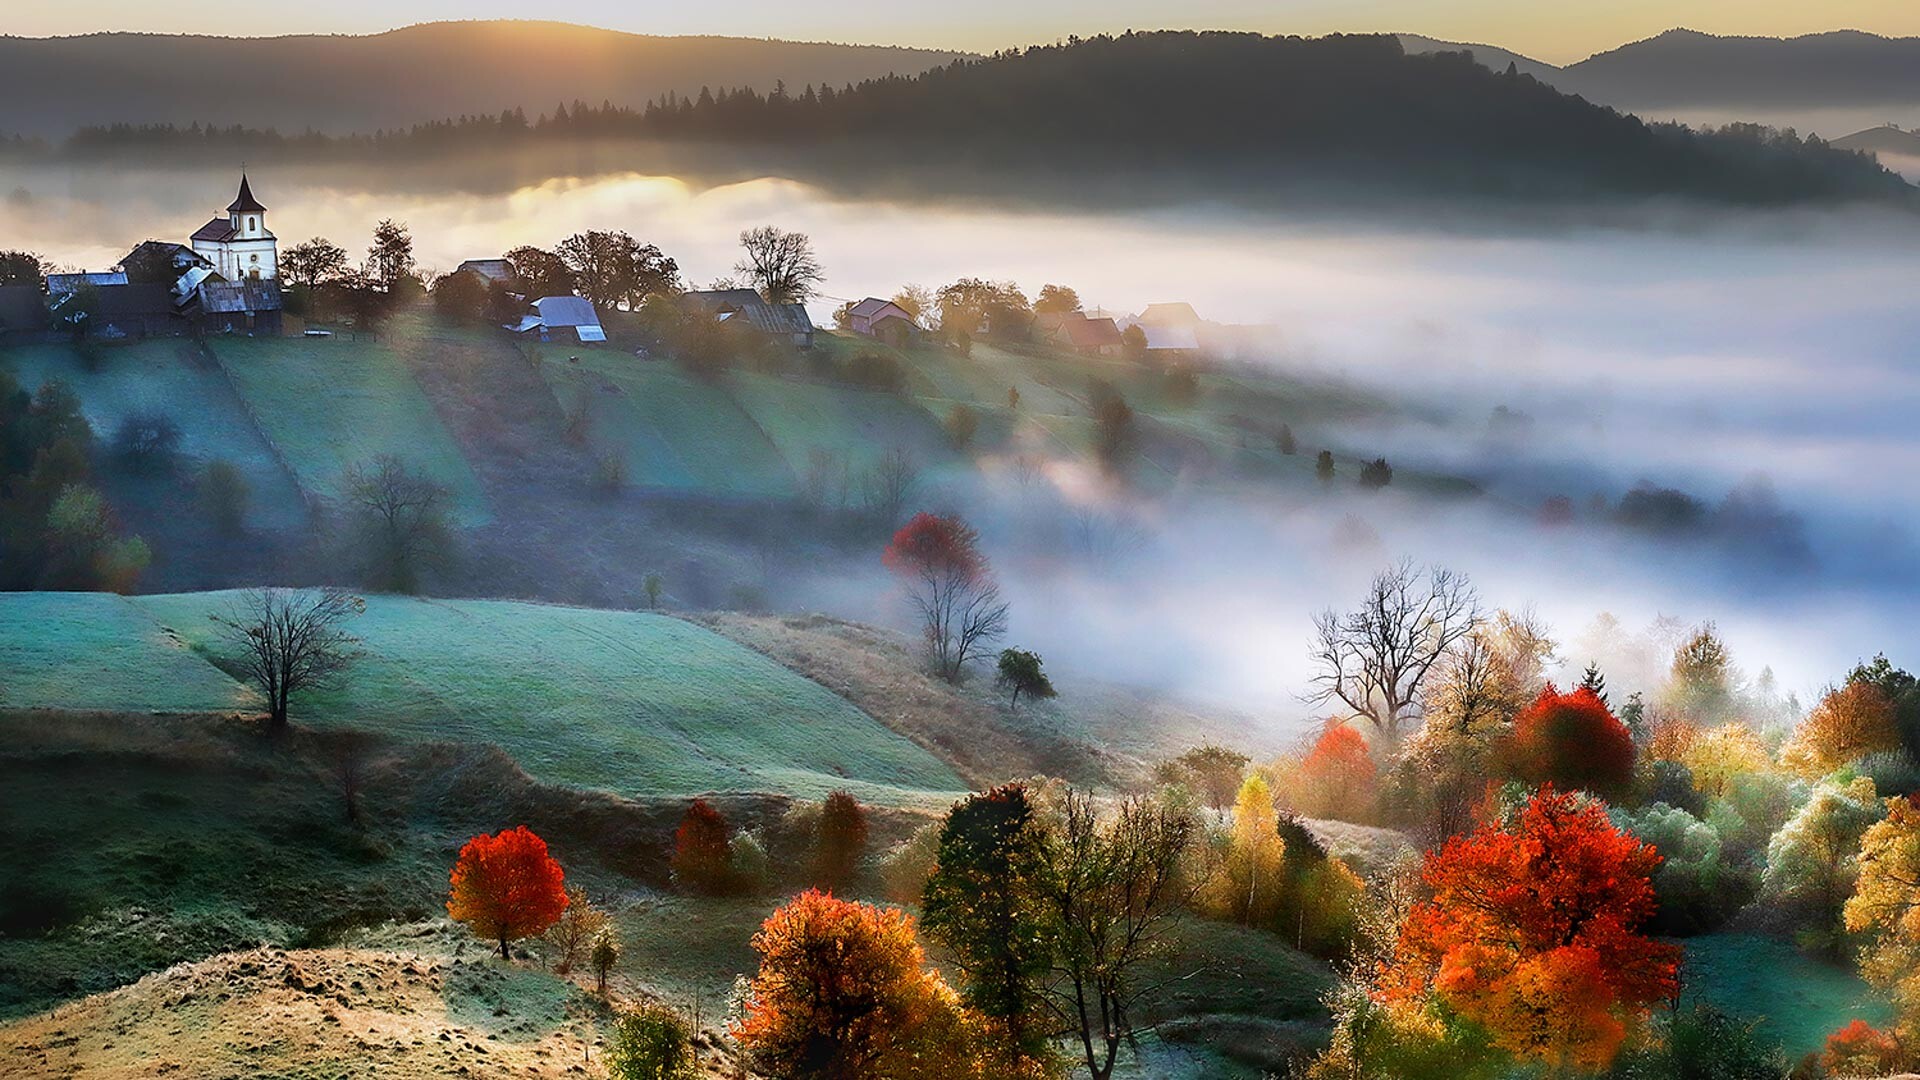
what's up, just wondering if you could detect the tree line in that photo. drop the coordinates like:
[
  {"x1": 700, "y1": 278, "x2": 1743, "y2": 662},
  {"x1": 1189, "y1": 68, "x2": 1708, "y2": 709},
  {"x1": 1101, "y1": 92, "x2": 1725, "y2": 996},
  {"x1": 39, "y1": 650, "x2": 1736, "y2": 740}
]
[{"x1": 17, "y1": 33, "x2": 1908, "y2": 204}]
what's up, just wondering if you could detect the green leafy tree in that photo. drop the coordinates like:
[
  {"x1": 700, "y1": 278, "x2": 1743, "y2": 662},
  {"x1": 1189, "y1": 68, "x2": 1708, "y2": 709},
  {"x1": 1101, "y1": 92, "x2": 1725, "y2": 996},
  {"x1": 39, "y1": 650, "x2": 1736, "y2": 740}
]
[
  {"x1": 608, "y1": 1005, "x2": 697, "y2": 1080},
  {"x1": 995, "y1": 648, "x2": 1056, "y2": 708},
  {"x1": 921, "y1": 784, "x2": 1057, "y2": 1072}
]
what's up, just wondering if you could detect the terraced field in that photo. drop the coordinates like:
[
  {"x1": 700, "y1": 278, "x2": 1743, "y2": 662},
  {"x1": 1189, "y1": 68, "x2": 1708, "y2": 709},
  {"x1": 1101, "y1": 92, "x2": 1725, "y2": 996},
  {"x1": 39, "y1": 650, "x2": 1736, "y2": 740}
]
[
  {"x1": 0, "y1": 340, "x2": 307, "y2": 528},
  {"x1": 208, "y1": 337, "x2": 489, "y2": 522},
  {"x1": 0, "y1": 590, "x2": 963, "y2": 801}
]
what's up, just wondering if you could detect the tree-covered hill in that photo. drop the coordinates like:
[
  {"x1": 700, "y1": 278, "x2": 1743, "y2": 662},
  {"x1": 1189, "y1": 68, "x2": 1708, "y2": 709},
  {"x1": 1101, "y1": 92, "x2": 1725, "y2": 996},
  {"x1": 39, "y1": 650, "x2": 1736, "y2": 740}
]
[{"x1": 39, "y1": 32, "x2": 1911, "y2": 206}]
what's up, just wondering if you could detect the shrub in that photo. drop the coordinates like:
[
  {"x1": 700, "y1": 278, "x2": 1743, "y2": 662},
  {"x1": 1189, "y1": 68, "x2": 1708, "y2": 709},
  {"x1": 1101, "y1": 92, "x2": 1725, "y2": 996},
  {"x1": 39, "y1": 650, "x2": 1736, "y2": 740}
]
[
  {"x1": 590, "y1": 928, "x2": 621, "y2": 995},
  {"x1": 112, "y1": 410, "x2": 181, "y2": 471},
  {"x1": 542, "y1": 886, "x2": 609, "y2": 976},
  {"x1": 946, "y1": 404, "x2": 980, "y2": 450},
  {"x1": 732, "y1": 890, "x2": 975, "y2": 1079},
  {"x1": 671, "y1": 800, "x2": 734, "y2": 895},
  {"x1": 843, "y1": 352, "x2": 905, "y2": 392},
  {"x1": 1504, "y1": 684, "x2": 1635, "y2": 800},
  {"x1": 200, "y1": 459, "x2": 250, "y2": 534},
  {"x1": 1610, "y1": 803, "x2": 1753, "y2": 934},
  {"x1": 1358, "y1": 457, "x2": 1393, "y2": 489},
  {"x1": 1820, "y1": 1019, "x2": 1903, "y2": 1077},
  {"x1": 813, "y1": 790, "x2": 870, "y2": 892},
  {"x1": 880, "y1": 820, "x2": 942, "y2": 906},
  {"x1": 1606, "y1": 1003, "x2": 1787, "y2": 1079},
  {"x1": 608, "y1": 1004, "x2": 698, "y2": 1080}
]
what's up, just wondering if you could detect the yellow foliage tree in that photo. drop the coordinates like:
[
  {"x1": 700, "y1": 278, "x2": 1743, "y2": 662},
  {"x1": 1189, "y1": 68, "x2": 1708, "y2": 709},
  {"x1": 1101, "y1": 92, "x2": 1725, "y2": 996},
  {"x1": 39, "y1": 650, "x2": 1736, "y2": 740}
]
[
  {"x1": 1680, "y1": 723, "x2": 1772, "y2": 798},
  {"x1": 1223, "y1": 774, "x2": 1286, "y2": 926},
  {"x1": 1845, "y1": 795, "x2": 1920, "y2": 1043},
  {"x1": 1783, "y1": 682, "x2": 1901, "y2": 779}
]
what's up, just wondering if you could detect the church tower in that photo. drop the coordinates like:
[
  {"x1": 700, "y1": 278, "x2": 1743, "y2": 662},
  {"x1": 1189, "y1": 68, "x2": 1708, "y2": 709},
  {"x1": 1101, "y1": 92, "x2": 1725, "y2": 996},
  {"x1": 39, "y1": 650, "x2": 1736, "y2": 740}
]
[{"x1": 191, "y1": 173, "x2": 278, "y2": 282}]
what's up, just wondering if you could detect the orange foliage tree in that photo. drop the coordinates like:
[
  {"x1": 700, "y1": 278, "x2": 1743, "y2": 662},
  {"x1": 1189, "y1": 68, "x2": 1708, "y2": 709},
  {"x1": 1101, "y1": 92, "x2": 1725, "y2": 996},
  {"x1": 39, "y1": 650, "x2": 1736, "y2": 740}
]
[
  {"x1": 1381, "y1": 787, "x2": 1680, "y2": 1071},
  {"x1": 1293, "y1": 720, "x2": 1377, "y2": 822},
  {"x1": 1784, "y1": 681, "x2": 1902, "y2": 779},
  {"x1": 447, "y1": 825, "x2": 570, "y2": 959},
  {"x1": 732, "y1": 889, "x2": 978, "y2": 1079},
  {"x1": 671, "y1": 798, "x2": 733, "y2": 895},
  {"x1": 1822, "y1": 1019, "x2": 1904, "y2": 1076},
  {"x1": 883, "y1": 512, "x2": 1008, "y2": 682},
  {"x1": 1502, "y1": 684, "x2": 1635, "y2": 800}
]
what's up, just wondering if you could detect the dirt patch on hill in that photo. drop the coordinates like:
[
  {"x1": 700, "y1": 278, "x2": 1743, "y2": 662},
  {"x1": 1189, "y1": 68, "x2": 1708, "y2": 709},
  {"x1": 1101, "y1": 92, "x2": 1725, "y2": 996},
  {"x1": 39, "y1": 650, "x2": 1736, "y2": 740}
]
[
  {"x1": 0, "y1": 933, "x2": 746, "y2": 1079},
  {"x1": 692, "y1": 611, "x2": 1271, "y2": 790}
]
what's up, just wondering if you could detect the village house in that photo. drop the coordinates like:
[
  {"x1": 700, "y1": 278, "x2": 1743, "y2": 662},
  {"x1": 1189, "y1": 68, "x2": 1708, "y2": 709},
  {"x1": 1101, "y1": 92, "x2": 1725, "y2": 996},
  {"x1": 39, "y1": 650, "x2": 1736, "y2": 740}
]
[
  {"x1": 682, "y1": 288, "x2": 815, "y2": 349},
  {"x1": 845, "y1": 297, "x2": 918, "y2": 345},
  {"x1": 507, "y1": 295, "x2": 606, "y2": 343},
  {"x1": 1055, "y1": 314, "x2": 1124, "y2": 356},
  {"x1": 454, "y1": 258, "x2": 517, "y2": 286}
]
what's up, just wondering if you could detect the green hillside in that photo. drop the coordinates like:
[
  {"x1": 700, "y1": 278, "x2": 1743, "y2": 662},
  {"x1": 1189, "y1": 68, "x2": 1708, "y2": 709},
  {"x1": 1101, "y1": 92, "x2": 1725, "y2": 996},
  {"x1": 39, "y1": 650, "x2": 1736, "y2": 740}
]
[
  {"x1": 208, "y1": 337, "x2": 489, "y2": 523},
  {"x1": 0, "y1": 591, "x2": 964, "y2": 802},
  {"x1": 0, "y1": 340, "x2": 308, "y2": 528},
  {"x1": 537, "y1": 348, "x2": 797, "y2": 498}
]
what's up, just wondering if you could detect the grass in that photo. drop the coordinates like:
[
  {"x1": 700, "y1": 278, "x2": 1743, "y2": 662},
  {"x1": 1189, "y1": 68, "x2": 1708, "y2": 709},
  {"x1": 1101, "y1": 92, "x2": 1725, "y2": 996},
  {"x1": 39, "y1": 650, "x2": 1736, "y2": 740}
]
[
  {"x1": 0, "y1": 592, "x2": 247, "y2": 712},
  {"x1": 727, "y1": 372, "x2": 961, "y2": 479},
  {"x1": 129, "y1": 591, "x2": 965, "y2": 802},
  {"x1": 208, "y1": 336, "x2": 489, "y2": 522},
  {"x1": 0, "y1": 340, "x2": 308, "y2": 528},
  {"x1": 539, "y1": 348, "x2": 797, "y2": 498},
  {"x1": 1679, "y1": 933, "x2": 1895, "y2": 1058}
]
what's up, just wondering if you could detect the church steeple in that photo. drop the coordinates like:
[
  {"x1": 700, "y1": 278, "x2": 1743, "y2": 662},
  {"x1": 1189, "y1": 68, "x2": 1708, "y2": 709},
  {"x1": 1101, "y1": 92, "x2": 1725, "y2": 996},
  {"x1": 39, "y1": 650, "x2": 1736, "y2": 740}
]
[{"x1": 227, "y1": 174, "x2": 266, "y2": 214}]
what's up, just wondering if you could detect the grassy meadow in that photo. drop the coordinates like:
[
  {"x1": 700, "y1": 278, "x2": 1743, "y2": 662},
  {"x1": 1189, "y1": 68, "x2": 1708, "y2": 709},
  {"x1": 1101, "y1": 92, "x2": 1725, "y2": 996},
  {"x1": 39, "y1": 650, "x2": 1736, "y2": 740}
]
[{"x1": 0, "y1": 591, "x2": 965, "y2": 801}]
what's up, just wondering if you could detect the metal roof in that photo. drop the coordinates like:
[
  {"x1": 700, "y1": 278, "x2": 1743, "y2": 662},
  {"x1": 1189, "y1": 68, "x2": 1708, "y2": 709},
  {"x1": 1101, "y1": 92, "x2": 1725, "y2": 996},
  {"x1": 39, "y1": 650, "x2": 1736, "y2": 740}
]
[
  {"x1": 191, "y1": 217, "x2": 236, "y2": 243},
  {"x1": 46, "y1": 271, "x2": 128, "y2": 294},
  {"x1": 456, "y1": 259, "x2": 516, "y2": 283},
  {"x1": 531, "y1": 295, "x2": 601, "y2": 328},
  {"x1": 197, "y1": 279, "x2": 283, "y2": 314},
  {"x1": 683, "y1": 289, "x2": 813, "y2": 336}
]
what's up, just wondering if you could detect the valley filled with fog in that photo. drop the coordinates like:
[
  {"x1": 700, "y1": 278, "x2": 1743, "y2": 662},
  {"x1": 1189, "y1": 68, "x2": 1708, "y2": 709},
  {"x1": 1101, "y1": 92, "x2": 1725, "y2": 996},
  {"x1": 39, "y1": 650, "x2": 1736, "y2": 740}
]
[{"x1": 9, "y1": 158, "x2": 1918, "y2": 723}]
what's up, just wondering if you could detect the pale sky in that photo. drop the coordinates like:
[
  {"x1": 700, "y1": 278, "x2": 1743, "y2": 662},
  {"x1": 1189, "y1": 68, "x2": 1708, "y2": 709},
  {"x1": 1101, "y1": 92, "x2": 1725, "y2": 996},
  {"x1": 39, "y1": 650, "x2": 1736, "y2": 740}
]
[{"x1": 6, "y1": 0, "x2": 1920, "y2": 66}]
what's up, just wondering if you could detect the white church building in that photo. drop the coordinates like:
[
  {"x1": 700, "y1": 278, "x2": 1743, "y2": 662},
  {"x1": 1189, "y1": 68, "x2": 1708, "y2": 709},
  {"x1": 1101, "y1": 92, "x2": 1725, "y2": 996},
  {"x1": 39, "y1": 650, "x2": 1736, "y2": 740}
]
[{"x1": 190, "y1": 175, "x2": 277, "y2": 282}]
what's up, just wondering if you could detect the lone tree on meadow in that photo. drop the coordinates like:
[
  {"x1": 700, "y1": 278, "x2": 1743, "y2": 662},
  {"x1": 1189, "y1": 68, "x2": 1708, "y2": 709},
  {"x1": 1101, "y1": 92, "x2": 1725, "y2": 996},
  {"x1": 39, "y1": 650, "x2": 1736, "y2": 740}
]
[
  {"x1": 364, "y1": 219, "x2": 416, "y2": 288},
  {"x1": 883, "y1": 512, "x2": 1009, "y2": 682},
  {"x1": 342, "y1": 455, "x2": 454, "y2": 593},
  {"x1": 211, "y1": 587, "x2": 363, "y2": 732},
  {"x1": 735, "y1": 226, "x2": 823, "y2": 305},
  {"x1": 447, "y1": 825, "x2": 570, "y2": 960},
  {"x1": 996, "y1": 648, "x2": 1056, "y2": 708},
  {"x1": 1309, "y1": 560, "x2": 1480, "y2": 752},
  {"x1": 813, "y1": 790, "x2": 871, "y2": 892}
]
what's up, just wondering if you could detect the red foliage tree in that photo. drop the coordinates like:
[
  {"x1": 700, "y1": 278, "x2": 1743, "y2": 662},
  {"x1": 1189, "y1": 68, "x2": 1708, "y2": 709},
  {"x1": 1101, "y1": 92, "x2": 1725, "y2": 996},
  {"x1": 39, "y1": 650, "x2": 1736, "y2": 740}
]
[
  {"x1": 671, "y1": 798, "x2": 733, "y2": 895},
  {"x1": 447, "y1": 825, "x2": 570, "y2": 959},
  {"x1": 1381, "y1": 787, "x2": 1680, "y2": 1071},
  {"x1": 883, "y1": 512, "x2": 1008, "y2": 681},
  {"x1": 1822, "y1": 1019, "x2": 1903, "y2": 1076},
  {"x1": 732, "y1": 889, "x2": 970, "y2": 1079},
  {"x1": 1504, "y1": 684, "x2": 1636, "y2": 800},
  {"x1": 1295, "y1": 720, "x2": 1377, "y2": 821},
  {"x1": 814, "y1": 790, "x2": 871, "y2": 892}
]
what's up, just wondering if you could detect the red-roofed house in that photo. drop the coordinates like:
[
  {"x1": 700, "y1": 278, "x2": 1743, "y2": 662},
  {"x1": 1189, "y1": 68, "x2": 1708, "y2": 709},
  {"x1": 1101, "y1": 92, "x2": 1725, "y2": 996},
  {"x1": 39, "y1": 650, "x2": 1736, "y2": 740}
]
[{"x1": 1055, "y1": 315, "x2": 1124, "y2": 356}]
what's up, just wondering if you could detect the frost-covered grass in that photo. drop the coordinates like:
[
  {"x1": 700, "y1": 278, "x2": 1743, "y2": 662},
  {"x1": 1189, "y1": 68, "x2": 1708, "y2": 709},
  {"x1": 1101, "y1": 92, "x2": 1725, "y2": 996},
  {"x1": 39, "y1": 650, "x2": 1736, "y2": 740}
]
[
  {"x1": 728, "y1": 373, "x2": 959, "y2": 479},
  {"x1": 1679, "y1": 933, "x2": 1894, "y2": 1057},
  {"x1": 0, "y1": 340, "x2": 307, "y2": 528},
  {"x1": 540, "y1": 349, "x2": 796, "y2": 497},
  {"x1": 132, "y1": 592, "x2": 965, "y2": 801},
  {"x1": 208, "y1": 337, "x2": 488, "y2": 522},
  {"x1": 0, "y1": 592, "x2": 247, "y2": 712}
]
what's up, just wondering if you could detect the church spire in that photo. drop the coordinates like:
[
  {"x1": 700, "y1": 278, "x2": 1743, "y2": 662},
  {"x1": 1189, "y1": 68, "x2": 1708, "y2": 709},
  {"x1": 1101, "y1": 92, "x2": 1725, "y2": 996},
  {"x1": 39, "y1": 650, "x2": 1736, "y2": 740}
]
[{"x1": 227, "y1": 173, "x2": 266, "y2": 214}]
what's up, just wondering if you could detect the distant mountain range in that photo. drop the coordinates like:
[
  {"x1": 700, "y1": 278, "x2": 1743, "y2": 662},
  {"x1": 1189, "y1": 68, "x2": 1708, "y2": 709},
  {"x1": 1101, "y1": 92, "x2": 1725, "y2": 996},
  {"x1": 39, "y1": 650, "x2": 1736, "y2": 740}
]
[
  {"x1": 0, "y1": 21, "x2": 965, "y2": 137},
  {"x1": 1401, "y1": 28, "x2": 1920, "y2": 117},
  {"x1": 1832, "y1": 125, "x2": 1920, "y2": 156}
]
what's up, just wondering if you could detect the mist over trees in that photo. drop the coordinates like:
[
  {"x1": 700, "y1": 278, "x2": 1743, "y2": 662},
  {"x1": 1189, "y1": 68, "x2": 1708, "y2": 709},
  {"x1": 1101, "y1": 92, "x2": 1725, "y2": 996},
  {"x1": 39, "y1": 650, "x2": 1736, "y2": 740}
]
[{"x1": 26, "y1": 33, "x2": 1911, "y2": 206}]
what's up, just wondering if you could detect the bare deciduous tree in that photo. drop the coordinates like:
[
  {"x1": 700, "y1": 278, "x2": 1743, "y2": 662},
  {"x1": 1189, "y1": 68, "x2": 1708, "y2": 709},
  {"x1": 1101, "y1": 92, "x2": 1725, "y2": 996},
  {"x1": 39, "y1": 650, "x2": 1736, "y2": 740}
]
[
  {"x1": 734, "y1": 226, "x2": 823, "y2": 305},
  {"x1": 1037, "y1": 791, "x2": 1196, "y2": 1080},
  {"x1": 212, "y1": 587, "x2": 364, "y2": 732},
  {"x1": 858, "y1": 447, "x2": 919, "y2": 528},
  {"x1": 1309, "y1": 560, "x2": 1480, "y2": 751},
  {"x1": 883, "y1": 513, "x2": 1010, "y2": 682},
  {"x1": 342, "y1": 455, "x2": 453, "y2": 594}
]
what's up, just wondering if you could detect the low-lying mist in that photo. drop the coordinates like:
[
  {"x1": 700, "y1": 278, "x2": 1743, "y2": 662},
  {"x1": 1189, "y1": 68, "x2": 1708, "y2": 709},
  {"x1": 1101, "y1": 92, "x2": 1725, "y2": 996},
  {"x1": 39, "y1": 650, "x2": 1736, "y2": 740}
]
[{"x1": 6, "y1": 157, "x2": 1917, "y2": 737}]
